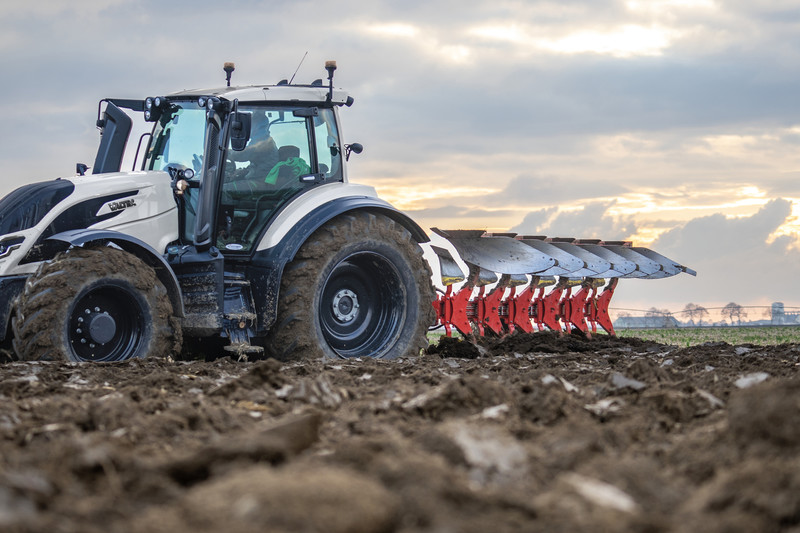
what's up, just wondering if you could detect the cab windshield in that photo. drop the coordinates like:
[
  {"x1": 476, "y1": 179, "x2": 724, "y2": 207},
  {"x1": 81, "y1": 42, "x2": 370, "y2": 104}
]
[{"x1": 143, "y1": 102, "x2": 206, "y2": 176}]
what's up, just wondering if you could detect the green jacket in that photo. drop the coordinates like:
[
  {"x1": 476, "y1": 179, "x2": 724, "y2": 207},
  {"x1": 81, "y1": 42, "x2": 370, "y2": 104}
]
[{"x1": 265, "y1": 157, "x2": 311, "y2": 185}]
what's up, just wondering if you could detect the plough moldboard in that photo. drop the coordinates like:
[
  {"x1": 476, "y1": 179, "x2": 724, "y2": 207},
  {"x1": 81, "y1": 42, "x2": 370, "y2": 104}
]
[{"x1": 430, "y1": 229, "x2": 696, "y2": 339}]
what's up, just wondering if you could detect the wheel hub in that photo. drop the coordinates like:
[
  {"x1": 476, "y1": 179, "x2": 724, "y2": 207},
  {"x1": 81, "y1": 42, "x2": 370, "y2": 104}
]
[
  {"x1": 88, "y1": 311, "x2": 117, "y2": 344},
  {"x1": 74, "y1": 307, "x2": 117, "y2": 350},
  {"x1": 332, "y1": 289, "x2": 359, "y2": 322}
]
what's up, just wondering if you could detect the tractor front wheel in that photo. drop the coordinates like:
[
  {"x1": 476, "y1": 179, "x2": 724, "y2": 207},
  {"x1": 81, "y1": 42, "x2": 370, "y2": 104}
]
[
  {"x1": 266, "y1": 212, "x2": 435, "y2": 360},
  {"x1": 12, "y1": 246, "x2": 181, "y2": 362}
]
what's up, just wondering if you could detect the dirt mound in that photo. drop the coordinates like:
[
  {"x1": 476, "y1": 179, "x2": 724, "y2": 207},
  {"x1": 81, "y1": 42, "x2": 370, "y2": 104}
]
[
  {"x1": 133, "y1": 464, "x2": 399, "y2": 533},
  {"x1": 729, "y1": 379, "x2": 800, "y2": 447},
  {"x1": 424, "y1": 336, "x2": 482, "y2": 358},
  {"x1": 478, "y1": 330, "x2": 664, "y2": 355},
  {"x1": 2, "y1": 339, "x2": 799, "y2": 532}
]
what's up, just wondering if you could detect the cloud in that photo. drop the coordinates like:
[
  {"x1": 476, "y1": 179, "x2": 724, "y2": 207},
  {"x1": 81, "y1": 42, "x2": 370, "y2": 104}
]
[
  {"x1": 484, "y1": 174, "x2": 629, "y2": 207},
  {"x1": 613, "y1": 198, "x2": 800, "y2": 309},
  {"x1": 4, "y1": 1, "x2": 799, "y2": 182},
  {"x1": 760, "y1": 173, "x2": 800, "y2": 197},
  {"x1": 505, "y1": 208, "x2": 557, "y2": 235},
  {"x1": 509, "y1": 200, "x2": 638, "y2": 239},
  {"x1": 405, "y1": 205, "x2": 515, "y2": 219},
  {"x1": 653, "y1": 198, "x2": 794, "y2": 258}
]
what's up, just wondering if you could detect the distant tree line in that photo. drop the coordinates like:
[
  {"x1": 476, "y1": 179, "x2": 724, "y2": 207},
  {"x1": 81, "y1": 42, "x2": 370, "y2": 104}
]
[
  {"x1": 721, "y1": 302, "x2": 747, "y2": 325},
  {"x1": 682, "y1": 303, "x2": 709, "y2": 325},
  {"x1": 681, "y1": 302, "x2": 747, "y2": 325},
  {"x1": 617, "y1": 302, "x2": 797, "y2": 327}
]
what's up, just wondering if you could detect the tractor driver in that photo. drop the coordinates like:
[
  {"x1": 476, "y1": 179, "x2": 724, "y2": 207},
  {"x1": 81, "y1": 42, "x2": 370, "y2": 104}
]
[
  {"x1": 226, "y1": 111, "x2": 279, "y2": 182},
  {"x1": 222, "y1": 114, "x2": 310, "y2": 199}
]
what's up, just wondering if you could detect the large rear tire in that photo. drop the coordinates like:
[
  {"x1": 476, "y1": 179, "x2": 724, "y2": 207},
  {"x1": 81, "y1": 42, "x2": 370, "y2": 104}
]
[
  {"x1": 12, "y1": 246, "x2": 181, "y2": 362},
  {"x1": 265, "y1": 212, "x2": 435, "y2": 360}
]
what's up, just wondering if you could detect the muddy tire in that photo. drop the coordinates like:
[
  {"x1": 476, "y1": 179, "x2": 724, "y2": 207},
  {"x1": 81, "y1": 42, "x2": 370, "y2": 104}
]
[
  {"x1": 265, "y1": 212, "x2": 436, "y2": 360},
  {"x1": 12, "y1": 246, "x2": 181, "y2": 362}
]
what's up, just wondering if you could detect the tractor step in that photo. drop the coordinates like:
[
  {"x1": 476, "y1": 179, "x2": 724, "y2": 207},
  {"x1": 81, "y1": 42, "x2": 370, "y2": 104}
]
[{"x1": 222, "y1": 273, "x2": 260, "y2": 358}]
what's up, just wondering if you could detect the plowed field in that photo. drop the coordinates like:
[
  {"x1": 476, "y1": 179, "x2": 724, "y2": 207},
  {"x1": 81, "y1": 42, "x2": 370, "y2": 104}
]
[{"x1": 2, "y1": 333, "x2": 799, "y2": 532}]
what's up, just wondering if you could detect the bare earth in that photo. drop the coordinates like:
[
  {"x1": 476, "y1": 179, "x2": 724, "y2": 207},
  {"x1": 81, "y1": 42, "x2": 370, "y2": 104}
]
[{"x1": 2, "y1": 332, "x2": 799, "y2": 533}]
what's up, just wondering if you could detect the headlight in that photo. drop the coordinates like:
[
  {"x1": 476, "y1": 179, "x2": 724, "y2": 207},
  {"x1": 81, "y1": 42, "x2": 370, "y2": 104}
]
[{"x1": 145, "y1": 97, "x2": 153, "y2": 110}]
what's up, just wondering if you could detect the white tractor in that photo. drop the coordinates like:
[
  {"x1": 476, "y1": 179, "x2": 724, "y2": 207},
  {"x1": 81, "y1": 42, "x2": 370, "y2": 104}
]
[{"x1": 0, "y1": 62, "x2": 435, "y2": 362}]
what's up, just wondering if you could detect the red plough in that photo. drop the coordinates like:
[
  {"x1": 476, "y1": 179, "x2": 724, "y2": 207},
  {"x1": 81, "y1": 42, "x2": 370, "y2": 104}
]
[{"x1": 430, "y1": 230, "x2": 695, "y2": 339}]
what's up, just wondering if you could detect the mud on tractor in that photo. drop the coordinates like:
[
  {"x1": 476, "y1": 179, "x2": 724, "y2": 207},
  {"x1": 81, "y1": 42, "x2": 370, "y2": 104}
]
[{"x1": 0, "y1": 62, "x2": 694, "y2": 363}]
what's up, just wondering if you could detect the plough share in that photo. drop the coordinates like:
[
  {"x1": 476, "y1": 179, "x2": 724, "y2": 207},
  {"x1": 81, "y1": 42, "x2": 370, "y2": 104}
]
[{"x1": 430, "y1": 230, "x2": 696, "y2": 338}]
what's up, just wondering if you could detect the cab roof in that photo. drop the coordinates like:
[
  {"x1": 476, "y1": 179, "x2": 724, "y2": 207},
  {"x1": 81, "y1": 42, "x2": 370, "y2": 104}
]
[{"x1": 166, "y1": 83, "x2": 352, "y2": 106}]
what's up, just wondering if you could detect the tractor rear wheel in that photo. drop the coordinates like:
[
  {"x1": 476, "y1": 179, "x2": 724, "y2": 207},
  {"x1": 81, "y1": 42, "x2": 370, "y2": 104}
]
[
  {"x1": 12, "y1": 246, "x2": 181, "y2": 362},
  {"x1": 266, "y1": 212, "x2": 435, "y2": 360}
]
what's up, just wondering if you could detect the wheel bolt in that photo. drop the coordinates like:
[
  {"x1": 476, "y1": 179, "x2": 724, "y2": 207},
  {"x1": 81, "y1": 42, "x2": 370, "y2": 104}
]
[
  {"x1": 85, "y1": 309, "x2": 91, "y2": 314},
  {"x1": 76, "y1": 328, "x2": 82, "y2": 334},
  {"x1": 94, "y1": 307, "x2": 100, "y2": 312},
  {"x1": 81, "y1": 338, "x2": 87, "y2": 344},
  {"x1": 90, "y1": 343, "x2": 95, "y2": 348},
  {"x1": 77, "y1": 317, "x2": 83, "y2": 323}
]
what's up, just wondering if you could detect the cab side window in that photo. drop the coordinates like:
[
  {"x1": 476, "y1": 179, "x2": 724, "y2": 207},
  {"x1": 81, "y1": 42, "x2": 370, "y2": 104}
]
[{"x1": 314, "y1": 108, "x2": 342, "y2": 181}]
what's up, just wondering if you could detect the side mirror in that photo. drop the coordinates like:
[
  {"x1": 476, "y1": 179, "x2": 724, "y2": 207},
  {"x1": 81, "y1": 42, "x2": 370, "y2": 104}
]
[
  {"x1": 345, "y1": 142, "x2": 363, "y2": 161},
  {"x1": 230, "y1": 110, "x2": 252, "y2": 151}
]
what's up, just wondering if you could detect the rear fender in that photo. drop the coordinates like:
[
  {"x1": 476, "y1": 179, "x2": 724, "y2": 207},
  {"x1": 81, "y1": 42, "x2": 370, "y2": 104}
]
[
  {"x1": 250, "y1": 197, "x2": 428, "y2": 335},
  {"x1": 255, "y1": 182, "x2": 428, "y2": 251},
  {"x1": 47, "y1": 229, "x2": 184, "y2": 317}
]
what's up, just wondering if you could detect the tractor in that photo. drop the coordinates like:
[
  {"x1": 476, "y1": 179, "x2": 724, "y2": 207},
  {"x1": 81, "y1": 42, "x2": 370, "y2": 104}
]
[{"x1": 0, "y1": 61, "x2": 435, "y2": 362}]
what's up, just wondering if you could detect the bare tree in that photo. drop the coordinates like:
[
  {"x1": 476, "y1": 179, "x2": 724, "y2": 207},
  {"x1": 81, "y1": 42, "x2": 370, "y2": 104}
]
[
  {"x1": 721, "y1": 302, "x2": 747, "y2": 325},
  {"x1": 645, "y1": 307, "x2": 672, "y2": 317},
  {"x1": 682, "y1": 303, "x2": 710, "y2": 325},
  {"x1": 695, "y1": 305, "x2": 709, "y2": 325}
]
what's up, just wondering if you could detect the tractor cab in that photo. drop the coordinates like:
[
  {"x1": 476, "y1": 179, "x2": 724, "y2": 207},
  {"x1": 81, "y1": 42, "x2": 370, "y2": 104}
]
[{"x1": 93, "y1": 62, "x2": 355, "y2": 256}]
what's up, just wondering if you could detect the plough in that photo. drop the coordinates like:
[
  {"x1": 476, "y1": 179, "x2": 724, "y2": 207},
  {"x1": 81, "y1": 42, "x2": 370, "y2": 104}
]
[{"x1": 430, "y1": 230, "x2": 696, "y2": 338}]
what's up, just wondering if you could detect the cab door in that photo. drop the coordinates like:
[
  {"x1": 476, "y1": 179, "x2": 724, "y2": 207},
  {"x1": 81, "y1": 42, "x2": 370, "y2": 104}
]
[{"x1": 215, "y1": 106, "x2": 342, "y2": 253}]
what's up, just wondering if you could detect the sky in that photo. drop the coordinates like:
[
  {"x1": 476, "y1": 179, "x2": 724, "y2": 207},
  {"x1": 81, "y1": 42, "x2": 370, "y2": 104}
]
[{"x1": 0, "y1": 0, "x2": 798, "y2": 318}]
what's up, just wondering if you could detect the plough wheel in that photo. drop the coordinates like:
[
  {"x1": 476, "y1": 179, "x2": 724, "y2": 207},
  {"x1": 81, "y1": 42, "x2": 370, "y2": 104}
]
[{"x1": 266, "y1": 212, "x2": 435, "y2": 360}]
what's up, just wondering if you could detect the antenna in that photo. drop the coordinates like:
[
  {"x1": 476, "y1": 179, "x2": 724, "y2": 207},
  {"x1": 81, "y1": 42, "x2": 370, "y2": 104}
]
[{"x1": 288, "y1": 51, "x2": 308, "y2": 85}]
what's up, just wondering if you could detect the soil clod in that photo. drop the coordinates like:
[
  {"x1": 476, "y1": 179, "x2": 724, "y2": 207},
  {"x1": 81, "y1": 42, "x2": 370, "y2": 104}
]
[{"x1": 1, "y1": 336, "x2": 798, "y2": 531}]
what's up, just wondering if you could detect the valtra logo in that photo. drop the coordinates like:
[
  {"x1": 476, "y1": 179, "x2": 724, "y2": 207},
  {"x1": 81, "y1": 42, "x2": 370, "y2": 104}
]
[{"x1": 108, "y1": 199, "x2": 136, "y2": 212}]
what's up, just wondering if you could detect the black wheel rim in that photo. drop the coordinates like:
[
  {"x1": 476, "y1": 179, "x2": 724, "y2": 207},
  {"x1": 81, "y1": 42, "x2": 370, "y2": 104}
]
[
  {"x1": 319, "y1": 251, "x2": 405, "y2": 358},
  {"x1": 68, "y1": 283, "x2": 146, "y2": 362}
]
